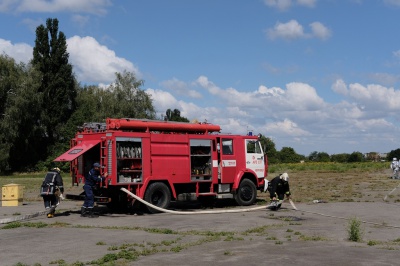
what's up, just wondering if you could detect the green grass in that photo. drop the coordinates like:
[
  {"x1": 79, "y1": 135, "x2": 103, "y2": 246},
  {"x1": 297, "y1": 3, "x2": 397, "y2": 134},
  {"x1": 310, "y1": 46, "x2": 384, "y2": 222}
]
[{"x1": 269, "y1": 162, "x2": 388, "y2": 174}]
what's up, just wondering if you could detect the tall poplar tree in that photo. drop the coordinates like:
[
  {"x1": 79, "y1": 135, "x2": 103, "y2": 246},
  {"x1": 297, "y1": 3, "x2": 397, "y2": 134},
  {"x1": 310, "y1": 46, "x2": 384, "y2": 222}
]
[{"x1": 32, "y1": 18, "x2": 77, "y2": 148}]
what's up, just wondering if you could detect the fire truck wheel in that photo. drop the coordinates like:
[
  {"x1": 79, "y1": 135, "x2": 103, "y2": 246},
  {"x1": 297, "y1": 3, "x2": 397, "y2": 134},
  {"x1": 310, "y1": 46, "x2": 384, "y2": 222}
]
[
  {"x1": 144, "y1": 182, "x2": 171, "y2": 214},
  {"x1": 234, "y1": 178, "x2": 257, "y2": 206}
]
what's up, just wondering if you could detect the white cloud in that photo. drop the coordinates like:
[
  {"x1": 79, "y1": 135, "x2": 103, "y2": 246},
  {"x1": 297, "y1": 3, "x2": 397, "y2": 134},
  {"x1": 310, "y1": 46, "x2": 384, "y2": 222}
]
[
  {"x1": 332, "y1": 79, "x2": 348, "y2": 95},
  {"x1": 2, "y1": 0, "x2": 112, "y2": 15},
  {"x1": 267, "y1": 20, "x2": 306, "y2": 40},
  {"x1": 285, "y1": 82, "x2": 325, "y2": 110},
  {"x1": 160, "y1": 78, "x2": 202, "y2": 99},
  {"x1": 258, "y1": 85, "x2": 285, "y2": 96},
  {"x1": 149, "y1": 75, "x2": 400, "y2": 154},
  {"x1": 266, "y1": 20, "x2": 331, "y2": 40},
  {"x1": 0, "y1": 36, "x2": 136, "y2": 85},
  {"x1": 347, "y1": 83, "x2": 400, "y2": 111},
  {"x1": 265, "y1": 118, "x2": 311, "y2": 136},
  {"x1": 0, "y1": 38, "x2": 32, "y2": 63},
  {"x1": 309, "y1": 21, "x2": 331, "y2": 40},
  {"x1": 67, "y1": 36, "x2": 139, "y2": 84},
  {"x1": 146, "y1": 88, "x2": 179, "y2": 115}
]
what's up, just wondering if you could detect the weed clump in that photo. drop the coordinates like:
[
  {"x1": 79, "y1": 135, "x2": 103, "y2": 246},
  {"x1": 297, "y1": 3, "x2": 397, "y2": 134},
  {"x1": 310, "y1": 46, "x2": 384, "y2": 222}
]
[{"x1": 347, "y1": 217, "x2": 364, "y2": 242}]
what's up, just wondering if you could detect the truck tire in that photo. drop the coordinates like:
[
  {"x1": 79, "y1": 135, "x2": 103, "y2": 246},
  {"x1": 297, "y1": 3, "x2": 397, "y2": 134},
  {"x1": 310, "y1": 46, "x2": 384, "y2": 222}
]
[
  {"x1": 144, "y1": 182, "x2": 171, "y2": 214},
  {"x1": 234, "y1": 178, "x2": 257, "y2": 206}
]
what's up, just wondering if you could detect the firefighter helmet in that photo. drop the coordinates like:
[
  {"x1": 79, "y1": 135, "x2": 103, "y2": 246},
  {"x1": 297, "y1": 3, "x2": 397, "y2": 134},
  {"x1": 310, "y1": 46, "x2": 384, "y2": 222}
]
[
  {"x1": 52, "y1": 167, "x2": 61, "y2": 173},
  {"x1": 280, "y1": 172, "x2": 289, "y2": 182}
]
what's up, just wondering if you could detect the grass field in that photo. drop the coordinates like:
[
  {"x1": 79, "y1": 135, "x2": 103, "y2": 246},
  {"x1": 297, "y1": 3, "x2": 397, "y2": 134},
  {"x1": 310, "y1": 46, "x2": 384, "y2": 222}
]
[{"x1": 0, "y1": 162, "x2": 398, "y2": 204}]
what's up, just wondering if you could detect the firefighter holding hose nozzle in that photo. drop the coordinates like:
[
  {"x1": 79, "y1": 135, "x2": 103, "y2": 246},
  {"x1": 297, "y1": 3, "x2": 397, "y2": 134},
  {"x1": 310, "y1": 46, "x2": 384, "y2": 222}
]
[
  {"x1": 267, "y1": 173, "x2": 291, "y2": 211},
  {"x1": 81, "y1": 162, "x2": 108, "y2": 218}
]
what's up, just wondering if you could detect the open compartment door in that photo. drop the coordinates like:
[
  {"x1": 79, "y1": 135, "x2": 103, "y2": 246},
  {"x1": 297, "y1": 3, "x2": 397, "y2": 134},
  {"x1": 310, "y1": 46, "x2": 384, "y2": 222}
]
[{"x1": 53, "y1": 140, "x2": 101, "y2": 162}]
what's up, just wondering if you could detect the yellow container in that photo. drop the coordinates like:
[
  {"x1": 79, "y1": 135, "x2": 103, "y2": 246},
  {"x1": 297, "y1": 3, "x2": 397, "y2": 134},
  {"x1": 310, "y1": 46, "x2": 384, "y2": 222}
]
[{"x1": 2, "y1": 184, "x2": 24, "y2": 206}]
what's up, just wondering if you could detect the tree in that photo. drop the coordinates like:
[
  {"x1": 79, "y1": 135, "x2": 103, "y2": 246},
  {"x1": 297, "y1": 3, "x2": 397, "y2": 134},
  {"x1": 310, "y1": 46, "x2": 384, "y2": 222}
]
[
  {"x1": 0, "y1": 61, "x2": 44, "y2": 172},
  {"x1": 108, "y1": 70, "x2": 155, "y2": 119},
  {"x1": 308, "y1": 151, "x2": 330, "y2": 162},
  {"x1": 387, "y1": 149, "x2": 400, "y2": 162},
  {"x1": 165, "y1": 108, "x2": 189, "y2": 122},
  {"x1": 32, "y1": 18, "x2": 77, "y2": 148},
  {"x1": 259, "y1": 136, "x2": 279, "y2": 163},
  {"x1": 0, "y1": 55, "x2": 25, "y2": 171},
  {"x1": 348, "y1": 152, "x2": 364, "y2": 162},
  {"x1": 330, "y1": 153, "x2": 350, "y2": 163},
  {"x1": 279, "y1": 147, "x2": 303, "y2": 163}
]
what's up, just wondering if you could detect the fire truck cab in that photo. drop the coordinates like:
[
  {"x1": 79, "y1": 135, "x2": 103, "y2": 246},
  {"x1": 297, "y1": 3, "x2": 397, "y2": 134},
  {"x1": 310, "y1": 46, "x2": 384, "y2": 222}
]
[{"x1": 55, "y1": 118, "x2": 268, "y2": 213}]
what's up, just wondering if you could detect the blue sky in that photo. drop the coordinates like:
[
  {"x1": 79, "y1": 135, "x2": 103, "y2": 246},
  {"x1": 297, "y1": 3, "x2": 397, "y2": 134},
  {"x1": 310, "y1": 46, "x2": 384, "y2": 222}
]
[{"x1": 1, "y1": 0, "x2": 400, "y2": 156}]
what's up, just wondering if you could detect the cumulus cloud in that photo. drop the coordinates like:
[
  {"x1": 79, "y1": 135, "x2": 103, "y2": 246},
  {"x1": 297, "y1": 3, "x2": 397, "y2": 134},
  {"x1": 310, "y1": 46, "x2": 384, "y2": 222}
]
[
  {"x1": 0, "y1": 36, "x2": 137, "y2": 85},
  {"x1": 266, "y1": 20, "x2": 331, "y2": 40},
  {"x1": 309, "y1": 21, "x2": 331, "y2": 40},
  {"x1": 160, "y1": 78, "x2": 202, "y2": 99},
  {"x1": 267, "y1": 20, "x2": 305, "y2": 40},
  {"x1": 144, "y1": 74, "x2": 400, "y2": 154},
  {"x1": 265, "y1": 118, "x2": 311, "y2": 136},
  {"x1": 347, "y1": 83, "x2": 400, "y2": 111},
  {"x1": 332, "y1": 79, "x2": 348, "y2": 95},
  {"x1": 0, "y1": 38, "x2": 32, "y2": 63},
  {"x1": 67, "y1": 36, "x2": 139, "y2": 84},
  {"x1": 1, "y1": 0, "x2": 112, "y2": 15},
  {"x1": 146, "y1": 87, "x2": 219, "y2": 123}
]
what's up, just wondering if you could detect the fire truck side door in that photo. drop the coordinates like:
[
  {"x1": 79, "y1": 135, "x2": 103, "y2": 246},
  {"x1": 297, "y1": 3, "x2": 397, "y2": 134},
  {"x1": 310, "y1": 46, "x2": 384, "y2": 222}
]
[
  {"x1": 219, "y1": 138, "x2": 236, "y2": 183},
  {"x1": 245, "y1": 139, "x2": 264, "y2": 178}
]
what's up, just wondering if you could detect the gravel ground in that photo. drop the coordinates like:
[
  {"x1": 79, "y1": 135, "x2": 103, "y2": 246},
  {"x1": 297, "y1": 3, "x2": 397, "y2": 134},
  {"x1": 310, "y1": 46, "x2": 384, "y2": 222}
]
[{"x1": 1, "y1": 170, "x2": 400, "y2": 266}]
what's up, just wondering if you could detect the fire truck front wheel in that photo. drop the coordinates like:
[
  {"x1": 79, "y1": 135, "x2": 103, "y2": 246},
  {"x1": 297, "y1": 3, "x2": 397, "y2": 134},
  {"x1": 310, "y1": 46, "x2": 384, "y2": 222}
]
[
  {"x1": 234, "y1": 178, "x2": 257, "y2": 206},
  {"x1": 144, "y1": 182, "x2": 171, "y2": 214}
]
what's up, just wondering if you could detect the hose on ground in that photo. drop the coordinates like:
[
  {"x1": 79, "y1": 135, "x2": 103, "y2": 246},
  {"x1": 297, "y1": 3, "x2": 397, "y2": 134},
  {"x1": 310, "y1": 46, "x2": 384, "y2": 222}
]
[{"x1": 120, "y1": 187, "x2": 266, "y2": 214}]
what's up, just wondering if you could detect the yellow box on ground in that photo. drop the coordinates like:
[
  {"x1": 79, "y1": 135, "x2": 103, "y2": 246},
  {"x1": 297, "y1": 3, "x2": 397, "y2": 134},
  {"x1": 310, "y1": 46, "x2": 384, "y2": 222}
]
[{"x1": 2, "y1": 184, "x2": 24, "y2": 206}]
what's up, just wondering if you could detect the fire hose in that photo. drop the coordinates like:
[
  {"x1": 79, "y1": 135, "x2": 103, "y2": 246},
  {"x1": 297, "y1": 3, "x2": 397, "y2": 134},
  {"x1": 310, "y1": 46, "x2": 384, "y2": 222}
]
[
  {"x1": 120, "y1": 188, "x2": 268, "y2": 214},
  {"x1": 121, "y1": 188, "x2": 400, "y2": 229}
]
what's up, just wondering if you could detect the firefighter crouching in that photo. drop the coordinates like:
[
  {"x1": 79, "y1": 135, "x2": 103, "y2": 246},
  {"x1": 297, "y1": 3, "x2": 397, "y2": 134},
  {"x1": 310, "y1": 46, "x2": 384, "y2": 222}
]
[
  {"x1": 81, "y1": 162, "x2": 108, "y2": 218},
  {"x1": 268, "y1": 173, "x2": 291, "y2": 210}
]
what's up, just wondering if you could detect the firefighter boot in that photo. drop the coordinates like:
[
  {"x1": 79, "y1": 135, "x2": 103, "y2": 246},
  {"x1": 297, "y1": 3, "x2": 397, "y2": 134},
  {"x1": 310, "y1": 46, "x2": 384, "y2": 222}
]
[
  {"x1": 81, "y1": 207, "x2": 88, "y2": 217},
  {"x1": 87, "y1": 208, "x2": 99, "y2": 218}
]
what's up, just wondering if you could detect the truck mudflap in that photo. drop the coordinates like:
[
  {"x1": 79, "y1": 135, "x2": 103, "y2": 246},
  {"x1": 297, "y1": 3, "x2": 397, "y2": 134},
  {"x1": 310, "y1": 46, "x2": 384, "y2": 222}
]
[{"x1": 65, "y1": 193, "x2": 110, "y2": 204}]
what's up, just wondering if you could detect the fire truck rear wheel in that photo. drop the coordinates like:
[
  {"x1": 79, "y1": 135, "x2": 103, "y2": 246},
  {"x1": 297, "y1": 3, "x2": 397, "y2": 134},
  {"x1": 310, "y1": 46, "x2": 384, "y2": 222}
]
[
  {"x1": 144, "y1": 182, "x2": 171, "y2": 214},
  {"x1": 234, "y1": 178, "x2": 257, "y2": 206}
]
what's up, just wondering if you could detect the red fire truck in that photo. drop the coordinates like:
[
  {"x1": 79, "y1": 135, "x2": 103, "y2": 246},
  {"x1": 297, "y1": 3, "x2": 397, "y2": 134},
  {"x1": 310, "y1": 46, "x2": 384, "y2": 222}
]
[{"x1": 54, "y1": 118, "x2": 268, "y2": 213}]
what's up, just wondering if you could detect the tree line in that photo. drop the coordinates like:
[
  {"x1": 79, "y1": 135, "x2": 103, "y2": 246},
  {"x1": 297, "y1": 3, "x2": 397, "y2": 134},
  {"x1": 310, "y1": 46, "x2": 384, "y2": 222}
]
[{"x1": 0, "y1": 18, "x2": 396, "y2": 174}]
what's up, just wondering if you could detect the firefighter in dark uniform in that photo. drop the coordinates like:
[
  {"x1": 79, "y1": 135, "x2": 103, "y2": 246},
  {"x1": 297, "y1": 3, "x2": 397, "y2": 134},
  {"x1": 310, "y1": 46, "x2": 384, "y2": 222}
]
[
  {"x1": 268, "y1": 173, "x2": 291, "y2": 210},
  {"x1": 41, "y1": 167, "x2": 64, "y2": 218},
  {"x1": 81, "y1": 162, "x2": 108, "y2": 218}
]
